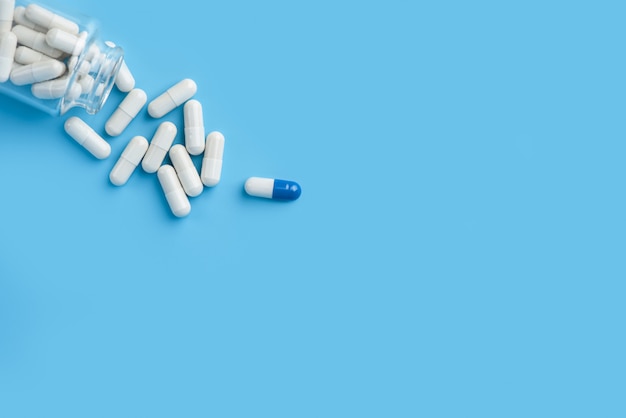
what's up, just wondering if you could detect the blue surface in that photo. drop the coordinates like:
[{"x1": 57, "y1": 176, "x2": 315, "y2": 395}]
[{"x1": 1, "y1": 0, "x2": 626, "y2": 417}]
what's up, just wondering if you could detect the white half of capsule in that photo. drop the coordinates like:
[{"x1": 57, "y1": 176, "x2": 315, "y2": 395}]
[
  {"x1": 0, "y1": 0, "x2": 15, "y2": 33},
  {"x1": 13, "y1": 6, "x2": 46, "y2": 32},
  {"x1": 64, "y1": 116, "x2": 111, "y2": 159},
  {"x1": 142, "y1": 121, "x2": 177, "y2": 173},
  {"x1": 46, "y1": 28, "x2": 84, "y2": 56},
  {"x1": 169, "y1": 144, "x2": 203, "y2": 197},
  {"x1": 0, "y1": 31, "x2": 17, "y2": 83},
  {"x1": 105, "y1": 88, "x2": 147, "y2": 137},
  {"x1": 25, "y1": 4, "x2": 79, "y2": 35},
  {"x1": 12, "y1": 25, "x2": 63, "y2": 58},
  {"x1": 201, "y1": 131, "x2": 225, "y2": 187},
  {"x1": 14, "y1": 46, "x2": 54, "y2": 64},
  {"x1": 109, "y1": 135, "x2": 149, "y2": 186},
  {"x1": 158, "y1": 165, "x2": 191, "y2": 218},
  {"x1": 183, "y1": 99, "x2": 205, "y2": 155},
  {"x1": 244, "y1": 177, "x2": 274, "y2": 199},
  {"x1": 148, "y1": 78, "x2": 197, "y2": 118},
  {"x1": 10, "y1": 59, "x2": 65, "y2": 85}
]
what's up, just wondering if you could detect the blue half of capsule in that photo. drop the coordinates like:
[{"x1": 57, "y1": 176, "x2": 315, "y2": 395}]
[{"x1": 273, "y1": 179, "x2": 302, "y2": 200}]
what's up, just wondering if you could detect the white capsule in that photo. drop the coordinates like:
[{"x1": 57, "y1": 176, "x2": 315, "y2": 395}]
[
  {"x1": 183, "y1": 99, "x2": 205, "y2": 155},
  {"x1": 109, "y1": 135, "x2": 149, "y2": 186},
  {"x1": 77, "y1": 73, "x2": 94, "y2": 92},
  {"x1": 67, "y1": 55, "x2": 90, "y2": 76},
  {"x1": 31, "y1": 76, "x2": 68, "y2": 99},
  {"x1": 12, "y1": 25, "x2": 63, "y2": 58},
  {"x1": 0, "y1": 0, "x2": 15, "y2": 33},
  {"x1": 10, "y1": 59, "x2": 65, "y2": 85},
  {"x1": 142, "y1": 121, "x2": 177, "y2": 173},
  {"x1": 104, "y1": 41, "x2": 134, "y2": 92},
  {"x1": 64, "y1": 116, "x2": 111, "y2": 159},
  {"x1": 148, "y1": 78, "x2": 197, "y2": 118},
  {"x1": 105, "y1": 88, "x2": 147, "y2": 137},
  {"x1": 14, "y1": 46, "x2": 54, "y2": 64},
  {"x1": 201, "y1": 131, "x2": 225, "y2": 187},
  {"x1": 13, "y1": 6, "x2": 46, "y2": 32},
  {"x1": 46, "y1": 28, "x2": 84, "y2": 56},
  {"x1": 25, "y1": 4, "x2": 79, "y2": 35},
  {"x1": 158, "y1": 165, "x2": 191, "y2": 217},
  {"x1": 169, "y1": 144, "x2": 203, "y2": 197},
  {"x1": 0, "y1": 31, "x2": 17, "y2": 83}
]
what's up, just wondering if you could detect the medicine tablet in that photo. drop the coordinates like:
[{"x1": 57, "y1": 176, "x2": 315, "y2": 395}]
[
  {"x1": 31, "y1": 76, "x2": 69, "y2": 99},
  {"x1": 10, "y1": 59, "x2": 65, "y2": 85},
  {"x1": 46, "y1": 28, "x2": 85, "y2": 56},
  {"x1": 109, "y1": 135, "x2": 149, "y2": 186},
  {"x1": 105, "y1": 41, "x2": 134, "y2": 92},
  {"x1": 148, "y1": 78, "x2": 197, "y2": 118},
  {"x1": 12, "y1": 25, "x2": 64, "y2": 58},
  {"x1": 14, "y1": 46, "x2": 54, "y2": 65},
  {"x1": 244, "y1": 177, "x2": 302, "y2": 201},
  {"x1": 25, "y1": 4, "x2": 79, "y2": 35},
  {"x1": 141, "y1": 121, "x2": 177, "y2": 173},
  {"x1": 105, "y1": 88, "x2": 147, "y2": 136},
  {"x1": 169, "y1": 144, "x2": 203, "y2": 197},
  {"x1": 64, "y1": 116, "x2": 111, "y2": 159},
  {"x1": 0, "y1": 0, "x2": 14, "y2": 33},
  {"x1": 201, "y1": 131, "x2": 224, "y2": 187},
  {"x1": 158, "y1": 165, "x2": 191, "y2": 218},
  {"x1": 0, "y1": 31, "x2": 17, "y2": 83},
  {"x1": 183, "y1": 99, "x2": 204, "y2": 155},
  {"x1": 13, "y1": 6, "x2": 46, "y2": 32}
]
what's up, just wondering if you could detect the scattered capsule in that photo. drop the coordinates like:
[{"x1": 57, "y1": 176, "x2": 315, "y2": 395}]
[
  {"x1": 0, "y1": 0, "x2": 14, "y2": 33},
  {"x1": 13, "y1": 6, "x2": 46, "y2": 32},
  {"x1": 158, "y1": 165, "x2": 191, "y2": 218},
  {"x1": 25, "y1": 4, "x2": 79, "y2": 35},
  {"x1": 0, "y1": 31, "x2": 17, "y2": 83},
  {"x1": 109, "y1": 135, "x2": 149, "y2": 186},
  {"x1": 10, "y1": 59, "x2": 65, "y2": 85},
  {"x1": 148, "y1": 78, "x2": 197, "y2": 118},
  {"x1": 169, "y1": 144, "x2": 203, "y2": 197},
  {"x1": 64, "y1": 116, "x2": 111, "y2": 159},
  {"x1": 46, "y1": 28, "x2": 85, "y2": 56},
  {"x1": 141, "y1": 121, "x2": 177, "y2": 173},
  {"x1": 12, "y1": 25, "x2": 64, "y2": 58},
  {"x1": 104, "y1": 88, "x2": 147, "y2": 137},
  {"x1": 201, "y1": 131, "x2": 224, "y2": 187},
  {"x1": 244, "y1": 177, "x2": 302, "y2": 201},
  {"x1": 183, "y1": 99, "x2": 204, "y2": 155}
]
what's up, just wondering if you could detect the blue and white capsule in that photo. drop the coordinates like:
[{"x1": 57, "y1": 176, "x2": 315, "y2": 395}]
[{"x1": 244, "y1": 177, "x2": 301, "y2": 201}]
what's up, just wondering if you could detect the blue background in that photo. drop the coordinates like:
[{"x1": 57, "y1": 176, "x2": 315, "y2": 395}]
[{"x1": 1, "y1": 0, "x2": 625, "y2": 416}]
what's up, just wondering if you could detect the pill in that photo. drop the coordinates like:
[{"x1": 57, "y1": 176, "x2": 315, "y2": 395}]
[
  {"x1": 104, "y1": 41, "x2": 134, "y2": 92},
  {"x1": 0, "y1": 0, "x2": 14, "y2": 33},
  {"x1": 67, "y1": 55, "x2": 90, "y2": 76},
  {"x1": 0, "y1": 31, "x2": 17, "y2": 83},
  {"x1": 46, "y1": 28, "x2": 85, "y2": 56},
  {"x1": 201, "y1": 131, "x2": 225, "y2": 187},
  {"x1": 13, "y1": 6, "x2": 46, "y2": 32},
  {"x1": 183, "y1": 99, "x2": 204, "y2": 155},
  {"x1": 148, "y1": 78, "x2": 197, "y2": 118},
  {"x1": 25, "y1": 4, "x2": 79, "y2": 35},
  {"x1": 77, "y1": 73, "x2": 94, "y2": 92},
  {"x1": 109, "y1": 135, "x2": 149, "y2": 186},
  {"x1": 104, "y1": 88, "x2": 147, "y2": 136},
  {"x1": 244, "y1": 177, "x2": 302, "y2": 201},
  {"x1": 141, "y1": 121, "x2": 177, "y2": 173},
  {"x1": 64, "y1": 116, "x2": 111, "y2": 159},
  {"x1": 10, "y1": 59, "x2": 65, "y2": 85},
  {"x1": 158, "y1": 165, "x2": 191, "y2": 218},
  {"x1": 31, "y1": 76, "x2": 68, "y2": 99},
  {"x1": 14, "y1": 46, "x2": 54, "y2": 64},
  {"x1": 169, "y1": 144, "x2": 203, "y2": 197},
  {"x1": 12, "y1": 25, "x2": 64, "y2": 58}
]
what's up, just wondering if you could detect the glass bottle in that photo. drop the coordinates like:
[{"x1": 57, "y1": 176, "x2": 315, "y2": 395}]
[{"x1": 0, "y1": 0, "x2": 123, "y2": 116}]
